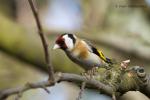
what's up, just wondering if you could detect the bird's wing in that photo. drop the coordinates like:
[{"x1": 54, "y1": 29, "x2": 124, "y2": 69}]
[
  {"x1": 83, "y1": 39, "x2": 113, "y2": 64},
  {"x1": 82, "y1": 39, "x2": 94, "y2": 52},
  {"x1": 83, "y1": 40, "x2": 106, "y2": 60}
]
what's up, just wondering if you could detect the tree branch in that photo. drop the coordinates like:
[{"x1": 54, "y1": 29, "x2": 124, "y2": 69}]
[
  {"x1": 27, "y1": 0, "x2": 54, "y2": 81},
  {"x1": 0, "y1": 65, "x2": 150, "y2": 99},
  {"x1": 0, "y1": 73, "x2": 113, "y2": 99},
  {"x1": 76, "y1": 82, "x2": 86, "y2": 100}
]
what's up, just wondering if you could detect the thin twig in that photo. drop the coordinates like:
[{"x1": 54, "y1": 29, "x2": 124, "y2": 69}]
[
  {"x1": 0, "y1": 73, "x2": 113, "y2": 99},
  {"x1": 77, "y1": 82, "x2": 86, "y2": 100},
  {"x1": 15, "y1": 91, "x2": 23, "y2": 100},
  {"x1": 27, "y1": 0, "x2": 54, "y2": 81},
  {"x1": 0, "y1": 81, "x2": 50, "y2": 100},
  {"x1": 112, "y1": 93, "x2": 116, "y2": 100}
]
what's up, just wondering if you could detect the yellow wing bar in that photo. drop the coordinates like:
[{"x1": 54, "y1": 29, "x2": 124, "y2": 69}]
[{"x1": 98, "y1": 50, "x2": 107, "y2": 62}]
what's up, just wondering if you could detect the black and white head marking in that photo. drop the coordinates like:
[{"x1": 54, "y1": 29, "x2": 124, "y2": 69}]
[
  {"x1": 62, "y1": 33, "x2": 76, "y2": 51},
  {"x1": 54, "y1": 33, "x2": 77, "y2": 51},
  {"x1": 67, "y1": 34, "x2": 76, "y2": 44}
]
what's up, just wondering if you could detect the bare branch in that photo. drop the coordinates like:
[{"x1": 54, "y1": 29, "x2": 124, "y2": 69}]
[
  {"x1": 112, "y1": 93, "x2": 116, "y2": 100},
  {"x1": 27, "y1": 0, "x2": 54, "y2": 81},
  {"x1": 0, "y1": 73, "x2": 113, "y2": 99},
  {"x1": 1, "y1": 66, "x2": 150, "y2": 99},
  {"x1": 0, "y1": 81, "x2": 50, "y2": 99},
  {"x1": 76, "y1": 82, "x2": 86, "y2": 100}
]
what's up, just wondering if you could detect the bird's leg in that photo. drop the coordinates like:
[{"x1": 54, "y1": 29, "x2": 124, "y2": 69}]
[
  {"x1": 90, "y1": 67, "x2": 99, "y2": 76},
  {"x1": 81, "y1": 71, "x2": 90, "y2": 79},
  {"x1": 82, "y1": 67, "x2": 99, "y2": 79}
]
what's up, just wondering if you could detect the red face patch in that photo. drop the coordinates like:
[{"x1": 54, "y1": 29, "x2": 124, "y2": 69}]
[{"x1": 56, "y1": 35, "x2": 67, "y2": 50}]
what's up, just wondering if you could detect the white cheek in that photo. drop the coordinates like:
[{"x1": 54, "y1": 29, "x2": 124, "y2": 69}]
[{"x1": 63, "y1": 35, "x2": 74, "y2": 50}]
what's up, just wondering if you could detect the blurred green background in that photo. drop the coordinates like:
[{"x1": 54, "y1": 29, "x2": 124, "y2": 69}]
[{"x1": 0, "y1": 0, "x2": 150, "y2": 100}]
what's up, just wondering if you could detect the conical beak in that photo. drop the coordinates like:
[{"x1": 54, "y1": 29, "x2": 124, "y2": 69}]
[{"x1": 53, "y1": 44, "x2": 60, "y2": 50}]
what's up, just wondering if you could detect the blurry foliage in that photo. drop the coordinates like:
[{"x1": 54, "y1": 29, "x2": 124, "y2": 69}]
[
  {"x1": 0, "y1": 13, "x2": 82, "y2": 74},
  {"x1": 0, "y1": 0, "x2": 17, "y2": 19},
  {"x1": 0, "y1": 51, "x2": 45, "y2": 89},
  {"x1": 0, "y1": 13, "x2": 45, "y2": 67}
]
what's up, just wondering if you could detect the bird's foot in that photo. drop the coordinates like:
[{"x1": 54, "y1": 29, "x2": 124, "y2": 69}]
[
  {"x1": 81, "y1": 67, "x2": 99, "y2": 80},
  {"x1": 105, "y1": 64, "x2": 112, "y2": 70},
  {"x1": 81, "y1": 72, "x2": 91, "y2": 80}
]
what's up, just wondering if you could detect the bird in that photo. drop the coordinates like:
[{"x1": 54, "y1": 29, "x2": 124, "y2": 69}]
[{"x1": 53, "y1": 33, "x2": 113, "y2": 72}]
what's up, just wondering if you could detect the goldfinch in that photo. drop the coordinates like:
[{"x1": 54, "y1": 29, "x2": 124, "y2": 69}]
[{"x1": 53, "y1": 33, "x2": 113, "y2": 71}]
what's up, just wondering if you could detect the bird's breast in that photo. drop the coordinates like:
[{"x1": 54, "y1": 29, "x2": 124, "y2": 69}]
[{"x1": 65, "y1": 50, "x2": 103, "y2": 70}]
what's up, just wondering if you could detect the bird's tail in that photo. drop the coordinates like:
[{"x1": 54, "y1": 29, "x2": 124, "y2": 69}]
[
  {"x1": 97, "y1": 50, "x2": 116, "y2": 64},
  {"x1": 105, "y1": 58, "x2": 116, "y2": 64}
]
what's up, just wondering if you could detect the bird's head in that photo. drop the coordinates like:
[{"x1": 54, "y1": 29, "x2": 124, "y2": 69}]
[{"x1": 53, "y1": 33, "x2": 77, "y2": 51}]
